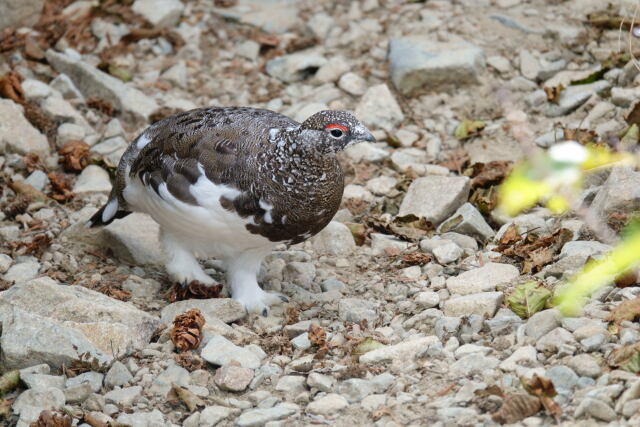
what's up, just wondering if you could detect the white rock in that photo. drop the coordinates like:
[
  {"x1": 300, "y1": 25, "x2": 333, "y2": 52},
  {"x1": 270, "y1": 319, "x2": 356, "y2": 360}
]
[
  {"x1": 311, "y1": 221, "x2": 356, "y2": 256},
  {"x1": 212, "y1": 0, "x2": 299, "y2": 34},
  {"x1": 161, "y1": 61, "x2": 188, "y2": 89},
  {"x1": 57, "y1": 123, "x2": 86, "y2": 146},
  {"x1": 104, "y1": 386, "x2": 142, "y2": 407},
  {"x1": 199, "y1": 405, "x2": 234, "y2": 426},
  {"x1": 46, "y1": 49, "x2": 158, "y2": 120},
  {"x1": 160, "y1": 298, "x2": 246, "y2": 325},
  {"x1": 99, "y1": 213, "x2": 162, "y2": 265},
  {"x1": 499, "y1": 346, "x2": 537, "y2": 372},
  {"x1": 355, "y1": 84, "x2": 404, "y2": 131},
  {"x1": 338, "y1": 72, "x2": 367, "y2": 96},
  {"x1": 266, "y1": 50, "x2": 327, "y2": 83},
  {"x1": 132, "y1": 0, "x2": 184, "y2": 28},
  {"x1": 366, "y1": 176, "x2": 398, "y2": 196},
  {"x1": 73, "y1": 165, "x2": 112, "y2": 193},
  {"x1": 399, "y1": 176, "x2": 471, "y2": 224},
  {"x1": 12, "y1": 387, "x2": 65, "y2": 424},
  {"x1": 415, "y1": 291, "x2": 440, "y2": 309},
  {"x1": 235, "y1": 403, "x2": 298, "y2": 427},
  {"x1": 443, "y1": 292, "x2": 504, "y2": 317},
  {"x1": 2, "y1": 260, "x2": 40, "y2": 284},
  {"x1": 236, "y1": 40, "x2": 261, "y2": 61},
  {"x1": 201, "y1": 335, "x2": 261, "y2": 369},
  {"x1": 50, "y1": 74, "x2": 84, "y2": 100},
  {"x1": 314, "y1": 56, "x2": 350, "y2": 83},
  {"x1": 344, "y1": 142, "x2": 389, "y2": 163},
  {"x1": 0, "y1": 99, "x2": 49, "y2": 157},
  {"x1": 446, "y1": 263, "x2": 519, "y2": 295},
  {"x1": 0, "y1": 254, "x2": 13, "y2": 274},
  {"x1": 389, "y1": 37, "x2": 485, "y2": 95},
  {"x1": 432, "y1": 242, "x2": 463, "y2": 264},
  {"x1": 370, "y1": 233, "x2": 408, "y2": 256},
  {"x1": 360, "y1": 336, "x2": 439, "y2": 364},
  {"x1": 0, "y1": 0, "x2": 44, "y2": 31},
  {"x1": 307, "y1": 393, "x2": 348, "y2": 415},
  {"x1": 438, "y1": 203, "x2": 495, "y2": 240},
  {"x1": 22, "y1": 79, "x2": 53, "y2": 101}
]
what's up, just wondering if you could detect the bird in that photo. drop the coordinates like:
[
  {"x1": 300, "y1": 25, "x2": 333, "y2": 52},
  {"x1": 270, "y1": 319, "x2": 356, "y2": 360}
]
[{"x1": 87, "y1": 107, "x2": 375, "y2": 315}]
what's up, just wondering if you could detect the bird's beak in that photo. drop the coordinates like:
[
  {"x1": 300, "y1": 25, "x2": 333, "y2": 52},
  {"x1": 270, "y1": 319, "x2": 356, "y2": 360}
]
[{"x1": 354, "y1": 124, "x2": 376, "y2": 142}]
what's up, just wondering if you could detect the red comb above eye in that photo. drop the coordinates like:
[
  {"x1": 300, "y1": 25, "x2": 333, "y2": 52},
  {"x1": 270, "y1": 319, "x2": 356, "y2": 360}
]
[{"x1": 325, "y1": 124, "x2": 349, "y2": 132}]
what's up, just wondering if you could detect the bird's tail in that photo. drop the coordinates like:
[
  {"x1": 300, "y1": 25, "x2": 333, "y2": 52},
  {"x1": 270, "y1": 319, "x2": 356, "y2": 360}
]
[{"x1": 86, "y1": 196, "x2": 131, "y2": 227}]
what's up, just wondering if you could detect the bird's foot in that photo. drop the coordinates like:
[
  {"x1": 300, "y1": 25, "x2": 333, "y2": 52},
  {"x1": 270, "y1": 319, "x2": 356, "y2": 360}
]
[{"x1": 234, "y1": 289, "x2": 289, "y2": 317}]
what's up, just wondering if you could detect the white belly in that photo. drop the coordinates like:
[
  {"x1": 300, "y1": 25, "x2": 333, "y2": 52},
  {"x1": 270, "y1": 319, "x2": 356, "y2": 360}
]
[{"x1": 122, "y1": 174, "x2": 275, "y2": 260}]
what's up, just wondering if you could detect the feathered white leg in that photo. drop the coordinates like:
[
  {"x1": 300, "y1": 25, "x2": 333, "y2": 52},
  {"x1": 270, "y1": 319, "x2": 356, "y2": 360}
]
[
  {"x1": 161, "y1": 230, "x2": 216, "y2": 285},
  {"x1": 225, "y1": 248, "x2": 287, "y2": 316}
]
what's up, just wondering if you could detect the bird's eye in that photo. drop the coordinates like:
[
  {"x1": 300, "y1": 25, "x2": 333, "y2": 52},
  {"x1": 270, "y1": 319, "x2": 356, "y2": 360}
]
[{"x1": 330, "y1": 129, "x2": 344, "y2": 138}]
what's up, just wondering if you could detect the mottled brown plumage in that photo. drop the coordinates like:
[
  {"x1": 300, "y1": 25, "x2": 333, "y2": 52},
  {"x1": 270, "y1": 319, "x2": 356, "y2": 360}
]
[{"x1": 88, "y1": 106, "x2": 374, "y2": 314}]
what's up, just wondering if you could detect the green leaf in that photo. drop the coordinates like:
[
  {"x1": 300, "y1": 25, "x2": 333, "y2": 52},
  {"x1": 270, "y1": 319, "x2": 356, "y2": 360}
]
[
  {"x1": 507, "y1": 282, "x2": 552, "y2": 319},
  {"x1": 352, "y1": 337, "x2": 386, "y2": 358},
  {"x1": 454, "y1": 119, "x2": 485, "y2": 140},
  {"x1": 108, "y1": 64, "x2": 132, "y2": 82},
  {"x1": 623, "y1": 352, "x2": 640, "y2": 373}
]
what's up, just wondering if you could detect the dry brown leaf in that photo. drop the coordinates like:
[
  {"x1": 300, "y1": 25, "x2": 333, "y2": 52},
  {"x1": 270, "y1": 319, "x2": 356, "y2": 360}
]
[
  {"x1": 171, "y1": 309, "x2": 206, "y2": 352},
  {"x1": 497, "y1": 228, "x2": 573, "y2": 273},
  {"x1": 563, "y1": 127, "x2": 598, "y2": 145},
  {"x1": 498, "y1": 224, "x2": 521, "y2": 246},
  {"x1": 175, "y1": 351, "x2": 205, "y2": 372},
  {"x1": 47, "y1": 172, "x2": 74, "y2": 202},
  {"x1": 29, "y1": 409, "x2": 72, "y2": 427},
  {"x1": 615, "y1": 270, "x2": 638, "y2": 288},
  {"x1": 402, "y1": 252, "x2": 432, "y2": 266},
  {"x1": 0, "y1": 71, "x2": 25, "y2": 104},
  {"x1": 86, "y1": 98, "x2": 115, "y2": 116},
  {"x1": 284, "y1": 305, "x2": 300, "y2": 325},
  {"x1": 1, "y1": 194, "x2": 31, "y2": 219},
  {"x1": 608, "y1": 342, "x2": 640, "y2": 367},
  {"x1": 309, "y1": 323, "x2": 329, "y2": 359},
  {"x1": 469, "y1": 161, "x2": 513, "y2": 189},
  {"x1": 607, "y1": 297, "x2": 640, "y2": 326},
  {"x1": 172, "y1": 383, "x2": 206, "y2": 412},
  {"x1": 491, "y1": 393, "x2": 541, "y2": 424},
  {"x1": 97, "y1": 285, "x2": 131, "y2": 302},
  {"x1": 25, "y1": 153, "x2": 45, "y2": 173},
  {"x1": 59, "y1": 141, "x2": 91, "y2": 172},
  {"x1": 543, "y1": 85, "x2": 564, "y2": 103},
  {"x1": 522, "y1": 374, "x2": 562, "y2": 420},
  {"x1": 439, "y1": 147, "x2": 469, "y2": 173},
  {"x1": 168, "y1": 281, "x2": 224, "y2": 303},
  {"x1": 8, "y1": 233, "x2": 52, "y2": 257}
]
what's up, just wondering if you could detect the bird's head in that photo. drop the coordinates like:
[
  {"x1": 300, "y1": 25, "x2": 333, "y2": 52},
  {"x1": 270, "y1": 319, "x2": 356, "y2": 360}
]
[{"x1": 298, "y1": 110, "x2": 375, "y2": 154}]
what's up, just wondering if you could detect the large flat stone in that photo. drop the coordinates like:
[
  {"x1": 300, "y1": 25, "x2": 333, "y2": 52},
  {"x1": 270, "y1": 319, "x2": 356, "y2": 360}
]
[
  {"x1": 100, "y1": 213, "x2": 163, "y2": 265},
  {"x1": 160, "y1": 298, "x2": 246, "y2": 325},
  {"x1": 399, "y1": 176, "x2": 470, "y2": 225},
  {"x1": 0, "y1": 99, "x2": 50, "y2": 157}
]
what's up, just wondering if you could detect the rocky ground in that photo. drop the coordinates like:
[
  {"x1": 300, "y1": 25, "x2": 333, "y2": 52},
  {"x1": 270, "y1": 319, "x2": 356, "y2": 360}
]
[{"x1": 1, "y1": 0, "x2": 640, "y2": 426}]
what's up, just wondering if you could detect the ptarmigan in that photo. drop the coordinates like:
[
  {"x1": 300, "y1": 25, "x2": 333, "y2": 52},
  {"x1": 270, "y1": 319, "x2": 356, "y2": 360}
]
[{"x1": 88, "y1": 107, "x2": 375, "y2": 315}]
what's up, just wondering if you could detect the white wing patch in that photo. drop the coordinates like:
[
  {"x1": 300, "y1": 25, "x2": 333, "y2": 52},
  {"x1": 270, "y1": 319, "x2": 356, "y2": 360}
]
[
  {"x1": 102, "y1": 198, "x2": 119, "y2": 222},
  {"x1": 136, "y1": 133, "x2": 152, "y2": 150}
]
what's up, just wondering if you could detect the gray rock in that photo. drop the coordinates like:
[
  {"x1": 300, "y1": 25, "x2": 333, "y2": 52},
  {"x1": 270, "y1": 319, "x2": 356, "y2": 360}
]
[
  {"x1": 275, "y1": 375, "x2": 306, "y2": 395},
  {"x1": 21, "y1": 374, "x2": 65, "y2": 390},
  {"x1": 46, "y1": 49, "x2": 158, "y2": 120},
  {"x1": 536, "y1": 328, "x2": 577, "y2": 353},
  {"x1": 443, "y1": 292, "x2": 504, "y2": 317},
  {"x1": 22, "y1": 79, "x2": 53, "y2": 101},
  {"x1": 132, "y1": 0, "x2": 183, "y2": 28},
  {"x1": 0, "y1": 99, "x2": 50, "y2": 157},
  {"x1": 446, "y1": 263, "x2": 519, "y2": 295},
  {"x1": 591, "y1": 168, "x2": 640, "y2": 222},
  {"x1": 311, "y1": 221, "x2": 356, "y2": 256},
  {"x1": 560, "y1": 241, "x2": 611, "y2": 259},
  {"x1": 73, "y1": 165, "x2": 112, "y2": 193},
  {"x1": 66, "y1": 372, "x2": 103, "y2": 393},
  {"x1": 499, "y1": 345, "x2": 537, "y2": 372},
  {"x1": 266, "y1": 50, "x2": 327, "y2": 83},
  {"x1": 236, "y1": 40, "x2": 261, "y2": 61},
  {"x1": 370, "y1": 233, "x2": 409, "y2": 256},
  {"x1": 214, "y1": 364, "x2": 254, "y2": 392},
  {"x1": 282, "y1": 262, "x2": 316, "y2": 289},
  {"x1": 212, "y1": 0, "x2": 299, "y2": 33},
  {"x1": 390, "y1": 148, "x2": 429, "y2": 173},
  {"x1": 320, "y1": 279, "x2": 346, "y2": 293},
  {"x1": 116, "y1": 409, "x2": 165, "y2": 426},
  {"x1": 104, "y1": 385, "x2": 142, "y2": 406},
  {"x1": 235, "y1": 403, "x2": 298, "y2": 427},
  {"x1": 354, "y1": 84, "x2": 404, "y2": 131},
  {"x1": 50, "y1": 74, "x2": 84, "y2": 100},
  {"x1": 567, "y1": 354, "x2": 602, "y2": 378},
  {"x1": 432, "y1": 241, "x2": 463, "y2": 264},
  {"x1": 12, "y1": 387, "x2": 65, "y2": 424},
  {"x1": 575, "y1": 397, "x2": 616, "y2": 422},
  {"x1": 344, "y1": 142, "x2": 390, "y2": 163},
  {"x1": 161, "y1": 298, "x2": 245, "y2": 326},
  {"x1": 435, "y1": 317, "x2": 461, "y2": 341},
  {"x1": 338, "y1": 72, "x2": 367, "y2": 96},
  {"x1": 307, "y1": 373, "x2": 335, "y2": 392},
  {"x1": 24, "y1": 170, "x2": 50, "y2": 192},
  {"x1": 64, "y1": 382, "x2": 93, "y2": 403},
  {"x1": 99, "y1": 213, "x2": 163, "y2": 265},
  {"x1": 545, "y1": 81, "x2": 611, "y2": 117},
  {"x1": 360, "y1": 336, "x2": 439, "y2": 365},
  {"x1": 519, "y1": 50, "x2": 541, "y2": 80},
  {"x1": 525, "y1": 309, "x2": 561, "y2": 340},
  {"x1": 201, "y1": 335, "x2": 261, "y2": 369},
  {"x1": 306, "y1": 393, "x2": 349, "y2": 415},
  {"x1": 388, "y1": 37, "x2": 485, "y2": 95},
  {"x1": 438, "y1": 203, "x2": 495, "y2": 240},
  {"x1": 486, "y1": 309, "x2": 523, "y2": 335},
  {"x1": 104, "y1": 361, "x2": 132, "y2": 388},
  {"x1": 149, "y1": 364, "x2": 190, "y2": 396},
  {"x1": 0, "y1": 277, "x2": 161, "y2": 369},
  {"x1": 0, "y1": 254, "x2": 12, "y2": 274},
  {"x1": 2, "y1": 260, "x2": 40, "y2": 284},
  {"x1": 415, "y1": 291, "x2": 440, "y2": 309},
  {"x1": 56, "y1": 123, "x2": 86, "y2": 146},
  {"x1": 0, "y1": 0, "x2": 44, "y2": 31},
  {"x1": 399, "y1": 176, "x2": 471, "y2": 225},
  {"x1": 450, "y1": 354, "x2": 500, "y2": 376},
  {"x1": 290, "y1": 332, "x2": 311, "y2": 350},
  {"x1": 338, "y1": 378, "x2": 374, "y2": 402},
  {"x1": 338, "y1": 298, "x2": 378, "y2": 325},
  {"x1": 199, "y1": 405, "x2": 234, "y2": 426},
  {"x1": 314, "y1": 56, "x2": 350, "y2": 83},
  {"x1": 162, "y1": 61, "x2": 188, "y2": 88}
]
